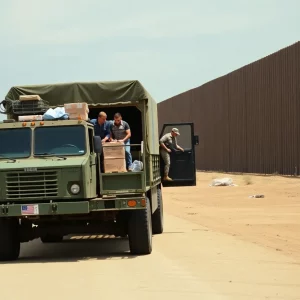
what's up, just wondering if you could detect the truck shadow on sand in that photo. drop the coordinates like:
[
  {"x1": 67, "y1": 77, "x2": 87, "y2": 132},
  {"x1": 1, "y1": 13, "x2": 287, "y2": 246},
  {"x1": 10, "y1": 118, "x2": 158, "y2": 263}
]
[{"x1": 1, "y1": 235, "x2": 139, "y2": 264}]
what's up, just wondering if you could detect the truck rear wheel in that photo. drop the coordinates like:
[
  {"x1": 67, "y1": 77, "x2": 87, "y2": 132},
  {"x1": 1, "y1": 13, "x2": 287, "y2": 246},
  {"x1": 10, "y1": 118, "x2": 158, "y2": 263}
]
[
  {"x1": 0, "y1": 218, "x2": 20, "y2": 261},
  {"x1": 152, "y1": 187, "x2": 164, "y2": 234},
  {"x1": 41, "y1": 234, "x2": 64, "y2": 243},
  {"x1": 128, "y1": 198, "x2": 152, "y2": 255}
]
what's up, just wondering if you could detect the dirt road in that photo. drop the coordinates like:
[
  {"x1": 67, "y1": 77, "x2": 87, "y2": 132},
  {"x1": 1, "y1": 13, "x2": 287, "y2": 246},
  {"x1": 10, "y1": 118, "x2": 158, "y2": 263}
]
[{"x1": 1, "y1": 172, "x2": 300, "y2": 299}]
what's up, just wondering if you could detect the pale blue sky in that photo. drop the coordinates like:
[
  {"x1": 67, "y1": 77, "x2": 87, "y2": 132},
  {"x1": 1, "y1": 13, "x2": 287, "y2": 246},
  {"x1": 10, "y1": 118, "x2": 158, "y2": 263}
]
[{"x1": 0, "y1": 0, "x2": 299, "y2": 121}]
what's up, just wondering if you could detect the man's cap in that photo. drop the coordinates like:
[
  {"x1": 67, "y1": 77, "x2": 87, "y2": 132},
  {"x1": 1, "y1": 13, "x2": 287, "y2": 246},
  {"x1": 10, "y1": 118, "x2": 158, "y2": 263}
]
[{"x1": 172, "y1": 128, "x2": 180, "y2": 135}]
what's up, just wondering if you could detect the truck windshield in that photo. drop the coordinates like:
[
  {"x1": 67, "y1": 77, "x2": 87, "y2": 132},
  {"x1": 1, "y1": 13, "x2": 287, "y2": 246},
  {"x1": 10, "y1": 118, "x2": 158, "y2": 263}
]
[
  {"x1": 34, "y1": 125, "x2": 86, "y2": 156},
  {"x1": 0, "y1": 128, "x2": 31, "y2": 158}
]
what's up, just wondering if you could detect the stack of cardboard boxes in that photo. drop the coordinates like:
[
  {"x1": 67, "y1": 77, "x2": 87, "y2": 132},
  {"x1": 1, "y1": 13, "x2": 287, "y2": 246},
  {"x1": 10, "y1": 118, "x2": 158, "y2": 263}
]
[
  {"x1": 103, "y1": 142, "x2": 126, "y2": 173},
  {"x1": 64, "y1": 103, "x2": 89, "y2": 120},
  {"x1": 17, "y1": 95, "x2": 43, "y2": 121},
  {"x1": 15, "y1": 98, "x2": 90, "y2": 121}
]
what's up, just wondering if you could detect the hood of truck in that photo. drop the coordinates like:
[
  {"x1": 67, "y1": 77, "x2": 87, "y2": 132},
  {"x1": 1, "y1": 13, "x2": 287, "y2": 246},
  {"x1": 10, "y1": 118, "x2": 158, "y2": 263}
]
[
  {"x1": 0, "y1": 156, "x2": 91, "y2": 201},
  {"x1": 0, "y1": 157, "x2": 89, "y2": 170}
]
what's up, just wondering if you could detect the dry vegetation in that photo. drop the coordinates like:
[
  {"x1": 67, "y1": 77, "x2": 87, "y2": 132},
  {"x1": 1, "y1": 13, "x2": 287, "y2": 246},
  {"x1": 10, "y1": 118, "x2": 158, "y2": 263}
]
[{"x1": 243, "y1": 175, "x2": 253, "y2": 185}]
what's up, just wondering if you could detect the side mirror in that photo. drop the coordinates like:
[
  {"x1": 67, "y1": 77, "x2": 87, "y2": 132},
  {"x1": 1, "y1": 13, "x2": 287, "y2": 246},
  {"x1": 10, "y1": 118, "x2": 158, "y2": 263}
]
[
  {"x1": 93, "y1": 136, "x2": 103, "y2": 154},
  {"x1": 193, "y1": 135, "x2": 199, "y2": 146}
]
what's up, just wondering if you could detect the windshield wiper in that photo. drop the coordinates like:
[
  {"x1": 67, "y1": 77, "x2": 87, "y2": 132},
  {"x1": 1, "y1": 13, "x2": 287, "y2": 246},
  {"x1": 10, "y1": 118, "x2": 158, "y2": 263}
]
[
  {"x1": 0, "y1": 155, "x2": 17, "y2": 163},
  {"x1": 35, "y1": 153, "x2": 67, "y2": 160}
]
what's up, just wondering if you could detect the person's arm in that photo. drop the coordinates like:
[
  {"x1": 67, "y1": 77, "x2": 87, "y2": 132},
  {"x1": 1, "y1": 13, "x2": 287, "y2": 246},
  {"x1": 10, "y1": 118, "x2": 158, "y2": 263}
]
[
  {"x1": 175, "y1": 137, "x2": 184, "y2": 152},
  {"x1": 176, "y1": 144, "x2": 184, "y2": 152},
  {"x1": 102, "y1": 134, "x2": 110, "y2": 143},
  {"x1": 102, "y1": 122, "x2": 111, "y2": 143},
  {"x1": 109, "y1": 123, "x2": 116, "y2": 141},
  {"x1": 122, "y1": 129, "x2": 131, "y2": 142},
  {"x1": 159, "y1": 135, "x2": 171, "y2": 153},
  {"x1": 118, "y1": 122, "x2": 131, "y2": 142}
]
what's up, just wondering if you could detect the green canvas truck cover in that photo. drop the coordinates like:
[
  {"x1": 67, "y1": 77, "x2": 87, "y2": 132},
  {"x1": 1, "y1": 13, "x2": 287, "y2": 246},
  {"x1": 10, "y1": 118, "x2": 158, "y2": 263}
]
[{"x1": 5, "y1": 80, "x2": 159, "y2": 154}]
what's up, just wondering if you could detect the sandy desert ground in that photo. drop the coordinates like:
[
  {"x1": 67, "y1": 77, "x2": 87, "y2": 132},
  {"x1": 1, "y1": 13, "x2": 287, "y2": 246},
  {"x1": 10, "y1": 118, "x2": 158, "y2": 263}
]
[
  {"x1": 1, "y1": 172, "x2": 300, "y2": 300},
  {"x1": 165, "y1": 172, "x2": 300, "y2": 262}
]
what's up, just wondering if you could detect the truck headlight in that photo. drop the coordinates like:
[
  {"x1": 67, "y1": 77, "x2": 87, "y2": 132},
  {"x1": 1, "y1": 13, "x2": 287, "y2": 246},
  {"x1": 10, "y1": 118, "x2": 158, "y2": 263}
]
[{"x1": 70, "y1": 184, "x2": 80, "y2": 195}]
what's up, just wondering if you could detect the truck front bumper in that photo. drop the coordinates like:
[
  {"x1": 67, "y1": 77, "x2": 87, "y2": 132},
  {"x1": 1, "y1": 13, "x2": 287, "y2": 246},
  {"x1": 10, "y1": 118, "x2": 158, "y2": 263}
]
[{"x1": 0, "y1": 197, "x2": 146, "y2": 217}]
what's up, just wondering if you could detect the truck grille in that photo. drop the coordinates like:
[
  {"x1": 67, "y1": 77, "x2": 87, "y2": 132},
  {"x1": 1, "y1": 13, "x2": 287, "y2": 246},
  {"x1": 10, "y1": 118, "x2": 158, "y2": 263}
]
[{"x1": 6, "y1": 170, "x2": 58, "y2": 200}]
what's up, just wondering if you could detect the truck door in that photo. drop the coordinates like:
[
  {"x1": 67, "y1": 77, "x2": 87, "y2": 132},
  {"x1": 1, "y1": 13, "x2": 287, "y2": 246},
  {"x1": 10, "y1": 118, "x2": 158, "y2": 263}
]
[
  {"x1": 159, "y1": 123, "x2": 198, "y2": 187},
  {"x1": 88, "y1": 128, "x2": 98, "y2": 198}
]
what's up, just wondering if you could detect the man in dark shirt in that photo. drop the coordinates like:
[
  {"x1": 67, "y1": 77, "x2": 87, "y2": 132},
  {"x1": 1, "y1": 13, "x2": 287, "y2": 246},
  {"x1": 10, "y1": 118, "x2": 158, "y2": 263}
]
[
  {"x1": 90, "y1": 111, "x2": 112, "y2": 176},
  {"x1": 90, "y1": 111, "x2": 111, "y2": 143},
  {"x1": 110, "y1": 112, "x2": 133, "y2": 171}
]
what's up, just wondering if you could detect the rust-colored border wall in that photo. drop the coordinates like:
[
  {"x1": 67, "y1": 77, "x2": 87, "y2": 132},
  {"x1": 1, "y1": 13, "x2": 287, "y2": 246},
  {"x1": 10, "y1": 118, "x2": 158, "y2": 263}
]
[{"x1": 158, "y1": 42, "x2": 300, "y2": 175}]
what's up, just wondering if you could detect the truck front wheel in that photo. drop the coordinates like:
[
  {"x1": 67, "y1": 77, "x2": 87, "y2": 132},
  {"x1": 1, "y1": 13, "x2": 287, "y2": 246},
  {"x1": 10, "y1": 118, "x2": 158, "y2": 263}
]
[
  {"x1": 128, "y1": 198, "x2": 152, "y2": 255},
  {"x1": 0, "y1": 218, "x2": 20, "y2": 261}
]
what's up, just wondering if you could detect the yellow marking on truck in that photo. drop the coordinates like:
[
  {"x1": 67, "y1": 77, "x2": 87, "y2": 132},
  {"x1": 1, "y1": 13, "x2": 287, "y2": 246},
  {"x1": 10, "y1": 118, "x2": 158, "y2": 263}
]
[{"x1": 69, "y1": 234, "x2": 116, "y2": 240}]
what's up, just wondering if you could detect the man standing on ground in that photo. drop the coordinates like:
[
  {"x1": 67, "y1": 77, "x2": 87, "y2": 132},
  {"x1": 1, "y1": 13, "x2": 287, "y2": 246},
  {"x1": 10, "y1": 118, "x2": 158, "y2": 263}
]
[
  {"x1": 159, "y1": 128, "x2": 184, "y2": 181},
  {"x1": 110, "y1": 113, "x2": 133, "y2": 171},
  {"x1": 90, "y1": 111, "x2": 111, "y2": 144}
]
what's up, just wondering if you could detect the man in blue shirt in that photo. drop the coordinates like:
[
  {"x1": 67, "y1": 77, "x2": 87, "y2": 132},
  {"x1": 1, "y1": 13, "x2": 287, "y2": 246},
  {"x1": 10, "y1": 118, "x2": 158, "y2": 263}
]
[
  {"x1": 90, "y1": 111, "x2": 111, "y2": 143},
  {"x1": 90, "y1": 111, "x2": 112, "y2": 175}
]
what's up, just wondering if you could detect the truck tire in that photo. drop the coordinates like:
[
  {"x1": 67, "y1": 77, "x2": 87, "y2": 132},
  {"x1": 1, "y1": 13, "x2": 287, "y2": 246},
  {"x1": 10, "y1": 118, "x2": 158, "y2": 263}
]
[
  {"x1": 128, "y1": 198, "x2": 152, "y2": 255},
  {"x1": 41, "y1": 234, "x2": 64, "y2": 243},
  {"x1": 152, "y1": 187, "x2": 164, "y2": 234},
  {"x1": 0, "y1": 218, "x2": 20, "y2": 261}
]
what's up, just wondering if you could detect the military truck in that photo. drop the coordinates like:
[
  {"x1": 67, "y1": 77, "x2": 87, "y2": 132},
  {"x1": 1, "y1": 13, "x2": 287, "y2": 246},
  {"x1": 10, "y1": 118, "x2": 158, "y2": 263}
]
[{"x1": 0, "y1": 81, "x2": 198, "y2": 261}]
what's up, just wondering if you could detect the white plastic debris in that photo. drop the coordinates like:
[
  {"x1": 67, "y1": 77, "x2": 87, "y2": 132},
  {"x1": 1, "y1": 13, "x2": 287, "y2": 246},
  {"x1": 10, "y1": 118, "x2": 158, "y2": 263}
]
[
  {"x1": 210, "y1": 178, "x2": 237, "y2": 187},
  {"x1": 43, "y1": 107, "x2": 69, "y2": 120},
  {"x1": 131, "y1": 160, "x2": 143, "y2": 172}
]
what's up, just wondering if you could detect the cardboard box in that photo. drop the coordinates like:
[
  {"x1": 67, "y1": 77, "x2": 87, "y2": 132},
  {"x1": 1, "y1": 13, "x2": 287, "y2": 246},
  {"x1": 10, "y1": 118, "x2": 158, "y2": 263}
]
[
  {"x1": 19, "y1": 95, "x2": 41, "y2": 101},
  {"x1": 64, "y1": 103, "x2": 89, "y2": 120},
  {"x1": 104, "y1": 158, "x2": 126, "y2": 173},
  {"x1": 68, "y1": 112, "x2": 89, "y2": 121},
  {"x1": 18, "y1": 115, "x2": 43, "y2": 121},
  {"x1": 64, "y1": 103, "x2": 89, "y2": 113},
  {"x1": 103, "y1": 142, "x2": 125, "y2": 159}
]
